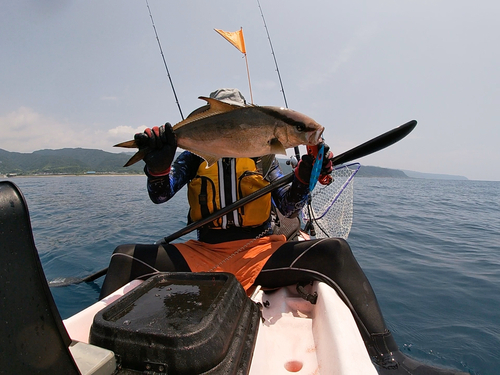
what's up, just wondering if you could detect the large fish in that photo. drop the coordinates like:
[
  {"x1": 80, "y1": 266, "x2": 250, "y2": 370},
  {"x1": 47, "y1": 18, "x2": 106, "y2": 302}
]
[{"x1": 115, "y1": 97, "x2": 324, "y2": 168}]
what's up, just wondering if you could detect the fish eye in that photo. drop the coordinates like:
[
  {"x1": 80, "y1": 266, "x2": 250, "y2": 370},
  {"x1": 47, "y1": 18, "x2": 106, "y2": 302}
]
[{"x1": 296, "y1": 123, "x2": 306, "y2": 132}]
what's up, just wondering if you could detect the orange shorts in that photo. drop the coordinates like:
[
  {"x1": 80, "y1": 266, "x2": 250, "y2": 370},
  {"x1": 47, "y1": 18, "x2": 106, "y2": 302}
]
[{"x1": 174, "y1": 234, "x2": 287, "y2": 292}]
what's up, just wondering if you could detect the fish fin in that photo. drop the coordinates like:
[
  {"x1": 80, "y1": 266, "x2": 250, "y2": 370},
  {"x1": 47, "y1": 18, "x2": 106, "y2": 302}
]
[
  {"x1": 114, "y1": 139, "x2": 137, "y2": 148},
  {"x1": 123, "y1": 149, "x2": 147, "y2": 167},
  {"x1": 199, "y1": 97, "x2": 239, "y2": 111},
  {"x1": 269, "y1": 139, "x2": 287, "y2": 155},
  {"x1": 260, "y1": 154, "x2": 275, "y2": 179},
  {"x1": 200, "y1": 154, "x2": 221, "y2": 168},
  {"x1": 186, "y1": 104, "x2": 210, "y2": 118},
  {"x1": 172, "y1": 97, "x2": 239, "y2": 131},
  {"x1": 114, "y1": 139, "x2": 144, "y2": 167}
]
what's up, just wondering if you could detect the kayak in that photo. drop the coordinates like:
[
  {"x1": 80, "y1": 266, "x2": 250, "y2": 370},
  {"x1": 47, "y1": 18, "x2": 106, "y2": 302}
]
[
  {"x1": 63, "y1": 273, "x2": 377, "y2": 374},
  {"x1": 1, "y1": 179, "x2": 378, "y2": 374},
  {"x1": 2, "y1": 123, "x2": 425, "y2": 374}
]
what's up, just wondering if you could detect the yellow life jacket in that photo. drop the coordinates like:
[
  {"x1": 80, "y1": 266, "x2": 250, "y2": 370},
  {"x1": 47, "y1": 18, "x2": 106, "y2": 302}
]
[{"x1": 187, "y1": 158, "x2": 271, "y2": 228}]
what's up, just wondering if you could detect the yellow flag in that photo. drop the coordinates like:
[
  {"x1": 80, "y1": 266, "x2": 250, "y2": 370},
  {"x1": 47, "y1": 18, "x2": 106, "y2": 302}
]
[{"x1": 214, "y1": 28, "x2": 246, "y2": 54}]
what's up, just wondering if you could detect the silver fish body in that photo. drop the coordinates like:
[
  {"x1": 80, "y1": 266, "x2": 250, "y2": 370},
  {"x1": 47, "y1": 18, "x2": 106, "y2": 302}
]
[{"x1": 115, "y1": 97, "x2": 324, "y2": 168}]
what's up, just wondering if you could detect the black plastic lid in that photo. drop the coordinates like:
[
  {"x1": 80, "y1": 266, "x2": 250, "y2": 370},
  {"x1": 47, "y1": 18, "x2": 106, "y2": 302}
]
[{"x1": 90, "y1": 272, "x2": 260, "y2": 374}]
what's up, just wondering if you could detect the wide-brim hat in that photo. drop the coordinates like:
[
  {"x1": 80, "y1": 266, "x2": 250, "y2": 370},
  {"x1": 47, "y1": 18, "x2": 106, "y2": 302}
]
[{"x1": 209, "y1": 88, "x2": 246, "y2": 106}]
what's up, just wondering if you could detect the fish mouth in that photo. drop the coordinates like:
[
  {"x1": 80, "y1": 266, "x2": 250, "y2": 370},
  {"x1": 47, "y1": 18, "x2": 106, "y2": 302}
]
[{"x1": 308, "y1": 127, "x2": 325, "y2": 145}]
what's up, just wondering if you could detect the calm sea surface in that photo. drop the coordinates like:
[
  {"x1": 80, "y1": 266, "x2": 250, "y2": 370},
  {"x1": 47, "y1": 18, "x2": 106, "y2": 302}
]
[{"x1": 4, "y1": 175, "x2": 499, "y2": 375}]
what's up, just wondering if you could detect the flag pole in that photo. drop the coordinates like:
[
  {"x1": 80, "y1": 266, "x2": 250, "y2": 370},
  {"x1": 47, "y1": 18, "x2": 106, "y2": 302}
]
[
  {"x1": 240, "y1": 27, "x2": 253, "y2": 104},
  {"x1": 214, "y1": 27, "x2": 253, "y2": 103},
  {"x1": 244, "y1": 52, "x2": 254, "y2": 104}
]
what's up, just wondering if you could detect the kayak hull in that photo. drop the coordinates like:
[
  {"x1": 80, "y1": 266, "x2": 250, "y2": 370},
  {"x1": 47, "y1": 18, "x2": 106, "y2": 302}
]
[{"x1": 64, "y1": 274, "x2": 377, "y2": 374}]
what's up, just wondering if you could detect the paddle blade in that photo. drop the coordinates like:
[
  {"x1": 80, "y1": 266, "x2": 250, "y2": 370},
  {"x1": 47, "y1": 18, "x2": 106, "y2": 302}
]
[
  {"x1": 48, "y1": 267, "x2": 108, "y2": 287},
  {"x1": 332, "y1": 120, "x2": 417, "y2": 166}
]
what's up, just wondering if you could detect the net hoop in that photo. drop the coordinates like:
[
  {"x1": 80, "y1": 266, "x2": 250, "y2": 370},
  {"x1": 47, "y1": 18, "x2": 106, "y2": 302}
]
[{"x1": 301, "y1": 163, "x2": 360, "y2": 239}]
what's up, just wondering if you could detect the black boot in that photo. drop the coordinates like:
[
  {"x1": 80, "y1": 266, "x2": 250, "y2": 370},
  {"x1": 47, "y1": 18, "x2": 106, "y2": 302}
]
[{"x1": 368, "y1": 331, "x2": 469, "y2": 375}]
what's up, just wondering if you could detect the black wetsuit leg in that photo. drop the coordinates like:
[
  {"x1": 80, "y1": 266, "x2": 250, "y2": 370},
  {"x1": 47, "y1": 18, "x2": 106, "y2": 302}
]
[
  {"x1": 99, "y1": 243, "x2": 191, "y2": 299},
  {"x1": 256, "y1": 237, "x2": 386, "y2": 336},
  {"x1": 256, "y1": 238, "x2": 469, "y2": 375}
]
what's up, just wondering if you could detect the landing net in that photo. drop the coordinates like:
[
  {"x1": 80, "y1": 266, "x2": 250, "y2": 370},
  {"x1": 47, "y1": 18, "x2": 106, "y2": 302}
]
[{"x1": 301, "y1": 163, "x2": 360, "y2": 240}]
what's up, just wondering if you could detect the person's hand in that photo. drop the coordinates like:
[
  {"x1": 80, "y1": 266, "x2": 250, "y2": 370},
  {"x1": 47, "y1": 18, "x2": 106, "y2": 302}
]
[
  {"x1": 295, "y1": 142, "x2": 334, "y2": 185},
  {"x1": 295, "y1": 154, "x2": 314, "y2": 184},
  {"x1": 134, "y1": 123, "x2": 177, "y2": 176},
  {"x1": 321, "y1": 143, "x2": 334, "y2": 176}
]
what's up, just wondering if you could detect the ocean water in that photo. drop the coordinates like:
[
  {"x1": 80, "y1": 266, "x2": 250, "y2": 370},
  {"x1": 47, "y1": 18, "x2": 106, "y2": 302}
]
[{"x1": 4, "y1": 175, "x2": 499, "y2": 375}]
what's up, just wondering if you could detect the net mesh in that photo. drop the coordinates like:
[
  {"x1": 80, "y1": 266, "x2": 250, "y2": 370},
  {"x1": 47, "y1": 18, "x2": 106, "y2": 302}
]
[{"x1": 301, "y1": 163, "x2": 360, "y2": 240}]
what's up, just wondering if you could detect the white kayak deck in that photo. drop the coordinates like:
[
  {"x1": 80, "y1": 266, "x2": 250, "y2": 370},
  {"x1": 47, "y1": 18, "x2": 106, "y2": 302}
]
[
  {"x1": 64, "y1": 280, "x2": 377, "y2": 375},
  {"x1": 249, "y1": 282, "x2": 376, "y2": 374}
]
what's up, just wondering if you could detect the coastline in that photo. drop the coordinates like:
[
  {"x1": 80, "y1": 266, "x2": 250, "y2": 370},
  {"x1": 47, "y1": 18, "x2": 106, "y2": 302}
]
[{"x1": 2, "y1": 173, "x2": 144, "y2": 179}]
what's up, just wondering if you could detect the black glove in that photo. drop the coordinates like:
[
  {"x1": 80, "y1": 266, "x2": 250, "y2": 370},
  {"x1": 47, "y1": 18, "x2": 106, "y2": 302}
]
[
  {"x1": 134, "y1": 123, "x2": 177, "y2": 176},
  {"x1": 295, "y1": 154, "x2": 314, "y2": 184},
  {"x1": 294, "y1": 143, "x2": 334, "y2": 185},
  {"x1": 321, "y1": 143, "x2": 334, "y2": 176}
]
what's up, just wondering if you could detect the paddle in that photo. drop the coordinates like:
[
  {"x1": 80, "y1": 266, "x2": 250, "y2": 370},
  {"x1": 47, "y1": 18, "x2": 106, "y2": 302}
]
[
  {"x1": 48, "y1": 120, "x2": 417, "y2": 287},
  {"x1": 48, "y1": 267, "x2": 109, "y2": 288}
]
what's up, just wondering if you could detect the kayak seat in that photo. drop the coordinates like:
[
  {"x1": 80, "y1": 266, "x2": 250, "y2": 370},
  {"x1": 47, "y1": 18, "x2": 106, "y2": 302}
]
[{"x1": 0, "y1": 181, "x2": 115, "y2": 375}]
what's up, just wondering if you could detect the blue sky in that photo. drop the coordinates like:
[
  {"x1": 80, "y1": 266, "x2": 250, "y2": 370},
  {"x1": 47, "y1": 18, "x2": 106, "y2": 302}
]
[{"x1": 1, "y1": 1, "x2": 499, "y2": 181}]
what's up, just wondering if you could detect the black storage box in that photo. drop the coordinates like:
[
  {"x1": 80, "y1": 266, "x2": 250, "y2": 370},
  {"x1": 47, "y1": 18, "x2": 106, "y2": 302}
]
[{"x1": 89, "y1": 272, "x2": 260, "y2": 374}]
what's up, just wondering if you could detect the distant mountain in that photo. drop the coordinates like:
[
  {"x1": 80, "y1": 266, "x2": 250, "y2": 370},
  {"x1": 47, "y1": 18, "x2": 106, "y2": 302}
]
[
  {"x1": 401, "y1": 169, "x2": 468, "y2": 180},
  {"x1": 0, "y1": 148, "x2": 468, "y2": 180},
  {"x1": 0, "y1": 148, "x2": 144, "y2": 175},
  {"x1": 355, "y1": 166, "x2": 468, "y2": 180},
  {"x1": 356, "y1": 165, "x2": 408, "y2": 178}
]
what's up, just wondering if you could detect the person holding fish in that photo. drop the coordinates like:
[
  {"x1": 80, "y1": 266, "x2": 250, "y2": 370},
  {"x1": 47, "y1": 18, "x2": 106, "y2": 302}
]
[{"x1": 101, "y1": 89, "x2": 466, "y2": 375}]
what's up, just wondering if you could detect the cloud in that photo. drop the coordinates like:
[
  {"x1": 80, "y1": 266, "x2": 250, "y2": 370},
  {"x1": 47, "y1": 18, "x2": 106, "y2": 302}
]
[
  {"x1": 101, "y1": 125, "x2": 146, "y2": 148},
  {"x1": 0, "y1": 107, "x2": 68, "y2": 152},
  {"x1": 107, "y1": 125, "x2": 143, "y2": 137},
  {"x1": 0, "y1": 107, "x2": 144, "y2": 153}
]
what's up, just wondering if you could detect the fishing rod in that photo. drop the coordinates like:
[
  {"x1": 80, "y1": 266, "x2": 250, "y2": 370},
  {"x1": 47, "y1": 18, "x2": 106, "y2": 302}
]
[
  {"x1": 145, "y1": 0, "x2": 184, "y2": 120},
  {"x1": 48, "y1": 120, "x2": 417, "y2": 287},
  {"x1": 256, "y1": 0, "x2": 288, "y2": 109},
  {"x1": 256, "y1": 0, "x2": 300, "y2": 161}
]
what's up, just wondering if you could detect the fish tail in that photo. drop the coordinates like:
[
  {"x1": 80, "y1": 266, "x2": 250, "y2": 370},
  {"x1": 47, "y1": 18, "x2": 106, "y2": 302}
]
[
  {"x1": 123, "y1": 149, "x2": 147, "y2": 167},
  {"x1": 114, "y1": 140, "x2": 137, "y2": 148}
]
